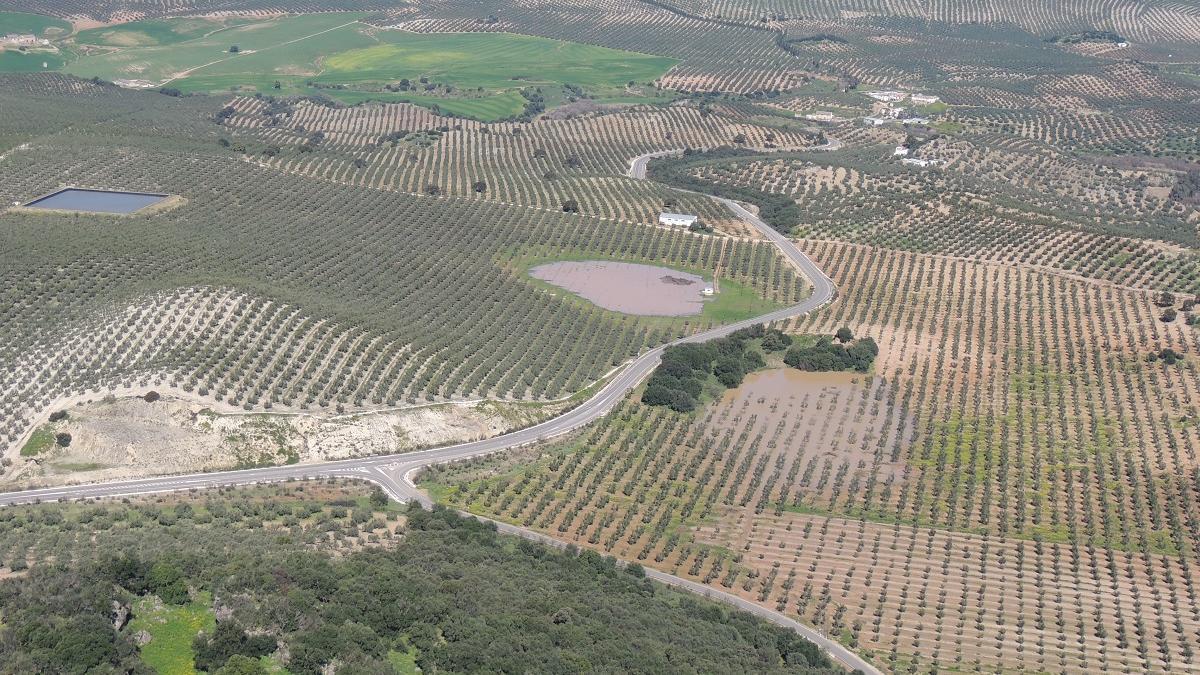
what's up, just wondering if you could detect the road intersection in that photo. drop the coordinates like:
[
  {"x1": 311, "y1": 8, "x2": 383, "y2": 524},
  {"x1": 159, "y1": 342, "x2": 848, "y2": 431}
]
[{"x1": 0, "y1": 149, "x2": 879, "y2": 673}]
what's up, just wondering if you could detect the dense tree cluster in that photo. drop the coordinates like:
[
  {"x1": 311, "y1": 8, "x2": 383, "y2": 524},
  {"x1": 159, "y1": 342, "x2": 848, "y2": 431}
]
[
  {"x1": 514, "y1": 87, "x2": 545, "y2": 122},
  {"x1": 1, "y1": 575, "x2": 147, "y2": 673},
  {"x1": 193, "y1": 622, "x2": 275, "y2": 672},
  {"x1": 1149, "y1": 347, "x2": 1185, "y2": 365},
  {"x1": 0, "y1": 491, "x2": 834, "y2": 675},
  {"x1": 1045, "y1": 30, "x2": 1125, "y2": 44},
  {"x1": 642, "y1": 324, "x2": 783, "y2": 411},
  {"x1": 783, "y1": 329, "x2": 878, "y2": 372},
  {"x1": 1171, "y1": 170, "x2": 1200, "y2": 205}
]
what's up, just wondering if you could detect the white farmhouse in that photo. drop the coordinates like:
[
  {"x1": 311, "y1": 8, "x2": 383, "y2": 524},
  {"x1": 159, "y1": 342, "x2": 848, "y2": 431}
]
[
  {"x1": 802, "y1": 111, "x2": 836, "y2": 122},
  {"x1": 893, "y1": 145, "x2": 910, "y2": 157},
  {"x1": 659, "y1": 212, "x2": 698, "y2": 228},
  {"x1": 865, "y1": 90, "x2": 908, "y2": 103},
  {"x1": 910, "y1": 94, "x2": 940, "y2": 105}
]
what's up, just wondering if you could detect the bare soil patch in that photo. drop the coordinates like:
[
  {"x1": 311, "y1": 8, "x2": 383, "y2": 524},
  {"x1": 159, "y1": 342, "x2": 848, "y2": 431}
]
[{"x1": 3, "y1": 393, "x2": 564, "y2": 489}]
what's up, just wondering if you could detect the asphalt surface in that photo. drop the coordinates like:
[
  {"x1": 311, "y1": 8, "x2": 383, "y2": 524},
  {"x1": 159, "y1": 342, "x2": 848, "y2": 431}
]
[{"x1": 0, "y1": 148, "x2": 877, "y2": 674}]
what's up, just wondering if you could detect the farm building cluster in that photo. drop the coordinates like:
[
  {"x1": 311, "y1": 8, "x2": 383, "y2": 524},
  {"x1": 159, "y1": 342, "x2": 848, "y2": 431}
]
[
  {"x1": 865, "y1": 91, "x2": 940, "y2": 105},
  {"x1": 860, "y1": 90, "x2": 939, "y2": 127},
  {"x1": 1, "y1": 33, "x2": 49, "y2": 48}
]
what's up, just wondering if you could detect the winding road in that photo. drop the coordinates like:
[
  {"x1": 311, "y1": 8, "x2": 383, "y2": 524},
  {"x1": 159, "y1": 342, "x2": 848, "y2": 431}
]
[{"x1": 0, "y1": 151, "x2": 875, "y2": 673}]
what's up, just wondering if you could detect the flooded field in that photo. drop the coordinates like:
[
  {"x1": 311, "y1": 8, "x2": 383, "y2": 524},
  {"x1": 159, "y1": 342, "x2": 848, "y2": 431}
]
[
  {"x1": 23, "y1": 187, "x2": 169, "y2": 214},
  {"x1": 712, "y1": 367, "x2": 912, "y2": 484},
  {"x1": 530, "y1": 260, "x2": 707, "y2": 316},
  {"x1": 692, "y1": 367, "x2": 916, "y2": 616}
]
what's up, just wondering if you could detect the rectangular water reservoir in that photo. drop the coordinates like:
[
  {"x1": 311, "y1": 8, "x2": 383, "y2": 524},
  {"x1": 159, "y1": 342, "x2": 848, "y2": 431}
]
[{"x1": 23, "y1": 188, "x2": 170, "y2": 214}]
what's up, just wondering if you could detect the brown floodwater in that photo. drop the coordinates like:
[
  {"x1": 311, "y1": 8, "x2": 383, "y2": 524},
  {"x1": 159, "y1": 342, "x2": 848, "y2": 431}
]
[
  {"x1": 713, "y1": 368, "x2": 912, "y2": 483},
  {"x1": 530, "y1": 260, "x2": 707, "y2": 316},
  {"x1": 718, "y1": 368, "x2": 863, "y2": 405}
]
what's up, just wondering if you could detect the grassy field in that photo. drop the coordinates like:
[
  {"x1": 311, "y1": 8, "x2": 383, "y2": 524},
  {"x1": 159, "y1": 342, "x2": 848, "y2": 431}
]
[
  {"x1": 0, "y1": 11, "x2": 70, "y2": 36},
  {"x1": 700, "y1": 280, "x2": 783, "y2": 322},
  {"x1": 0, "y1": 49, "x2": 61, "y2": 72},
  {"x1": 18, "y1": 424, "x2": 53, "y2": 456},
  {"x1": 75, "y1": 16, "x2": 255, "y2": 47},
  {"x1": 319, "y1": 31, "x2": 674, "y2": 92},
  {"x1": 320, "y1": 88, "x2": 528, "y2": 119},
  {"x1": 0, "y1": 11, "x2": 69, "y2": 73},
  {"x1": 129, "y1": 592, "x2": 216, "y2": 675},
  {"x1": 63, "y1": 13, "x2": 370, "y2": 86},
  {"x1": 387, "y1": 648, "x2": 421, "y2": 675},
  {"x1": 50, "y1": 14, "x2": 674, "y2": 120}
]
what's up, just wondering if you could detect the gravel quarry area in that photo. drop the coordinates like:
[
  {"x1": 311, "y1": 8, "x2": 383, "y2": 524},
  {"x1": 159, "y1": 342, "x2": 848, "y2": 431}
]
[{"x1": 530, "y1": 260, "x2": 708, "y2": 316}]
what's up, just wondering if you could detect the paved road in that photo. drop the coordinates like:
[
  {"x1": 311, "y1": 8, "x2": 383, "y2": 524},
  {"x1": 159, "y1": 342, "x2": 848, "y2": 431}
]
[
  {"x1": 629, "y1": 148, "x2": 684, "y2": 179},
  {"x1": 628, "y1": 138, "x2": 841, "y2": 181},
  {"x1": 0, "y1": 148, "x2": 876, "y2": 674}
]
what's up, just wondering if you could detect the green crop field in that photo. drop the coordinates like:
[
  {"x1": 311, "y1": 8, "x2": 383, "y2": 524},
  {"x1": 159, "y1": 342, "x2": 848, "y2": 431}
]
[
  {"x1": 321, "y1": 88, "x2": 528, "y2": 120},
  {"x1": 45, "y1": 13, "x2": 675, "y2": 120},
  {"x1": 319, "y1": 31, "x2": 675, "y2": 92},
  {"x1": 62, "y1": 13, "x2": 370, "y2": 85},
  {"x1": 0, "y1": 10, "x2": 69, "y2": 36},
  {"x1": 0, "y1": 49, "x2": 61, "y2": 71},
  {"x1": 74, "y1": 16, "x2": 255, "y2": 47}
]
